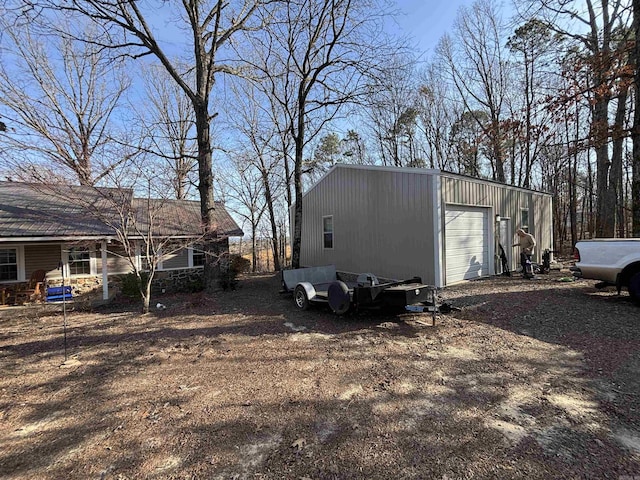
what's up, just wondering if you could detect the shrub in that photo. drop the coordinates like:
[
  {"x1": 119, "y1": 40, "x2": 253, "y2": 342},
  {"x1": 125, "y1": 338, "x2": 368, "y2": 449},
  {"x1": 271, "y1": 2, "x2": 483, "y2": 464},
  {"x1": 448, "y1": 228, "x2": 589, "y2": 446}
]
[
  {"x1": 230, "y1": 254, "x2": 251, "y2": 274},
  {"x1": 119, "y1": 272, "x2": 149, "y2": 298},
  {"x1": 218, "y1": 254, "x2": 249, "y2": 290},
  {"x1": 179, "y1": 278, "x2": 204, "y2": 293}
]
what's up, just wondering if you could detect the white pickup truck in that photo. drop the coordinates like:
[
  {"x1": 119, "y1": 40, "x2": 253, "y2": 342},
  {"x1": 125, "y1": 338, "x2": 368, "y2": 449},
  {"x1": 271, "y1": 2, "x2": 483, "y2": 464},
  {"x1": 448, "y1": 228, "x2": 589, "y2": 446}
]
[{"x1": 573, "y1": 239, "x2": 640, "y2": 303}]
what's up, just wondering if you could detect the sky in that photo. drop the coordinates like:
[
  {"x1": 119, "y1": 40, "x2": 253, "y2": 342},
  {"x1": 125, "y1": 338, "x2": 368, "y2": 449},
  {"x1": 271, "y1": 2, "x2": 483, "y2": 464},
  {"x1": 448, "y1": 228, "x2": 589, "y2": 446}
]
[{"x1": 392, "y1": 0, "x2": 475, "y2": 57}]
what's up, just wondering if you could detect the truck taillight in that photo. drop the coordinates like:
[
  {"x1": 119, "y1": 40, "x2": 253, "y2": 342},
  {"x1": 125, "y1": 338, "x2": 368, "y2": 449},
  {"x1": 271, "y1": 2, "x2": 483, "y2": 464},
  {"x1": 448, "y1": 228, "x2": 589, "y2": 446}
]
[{"x1": 573, "y1": 248, "x2": 580, "y2": 262}]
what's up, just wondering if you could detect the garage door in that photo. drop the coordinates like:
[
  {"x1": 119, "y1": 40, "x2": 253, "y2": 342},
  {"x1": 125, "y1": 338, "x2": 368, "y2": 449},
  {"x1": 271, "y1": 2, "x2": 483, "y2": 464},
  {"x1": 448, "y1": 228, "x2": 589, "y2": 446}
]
[{"x1": 444, "y1": 206, "x2": 489, "y2": 284}]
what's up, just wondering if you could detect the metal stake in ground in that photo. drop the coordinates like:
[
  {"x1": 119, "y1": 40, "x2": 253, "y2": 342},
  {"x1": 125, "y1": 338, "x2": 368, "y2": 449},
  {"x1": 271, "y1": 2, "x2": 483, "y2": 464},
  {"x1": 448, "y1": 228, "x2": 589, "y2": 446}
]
[{"x1": 59, "y1": 261, "x2": 68, "y2": 362}]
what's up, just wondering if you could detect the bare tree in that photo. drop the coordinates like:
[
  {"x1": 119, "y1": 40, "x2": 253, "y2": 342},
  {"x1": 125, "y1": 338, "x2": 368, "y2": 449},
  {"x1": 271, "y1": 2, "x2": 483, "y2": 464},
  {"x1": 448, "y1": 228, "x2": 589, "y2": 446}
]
[
  {"x1": 436, "y1": 0, "x2": 510, "y2": 182},
  {"x1": 217, "y1": 157, "x2": 266, "y2": 273},
  {"x1": 363, "y1": 56, "x2": 420, "y2": 167},
  {"x1": 506, "y1": 19, "x2": 557, "y2": 188},
  {"x1": 523, "y1": 0, "x2": 632, "y2": 236},
  {"x1": 139, "y1": 67, "x2": 198, "y2": 200},
  {"x1": 242, "y1": 0, "x2": 396, "y2": 268},
  {"x1": 0, "y1": 19, "x2": 130, "y2": 185},
  {"x1": 227, "y1": 77, "x2": 284, "y2": 270},
  {"x1": 417, "y1": 64, "x2": 459, "y2": 171},
  {"x1": 31, "y1": 0, "x2": 269, "y2": 287},
  {"x1": 450, "y1": 110, "x2": 490, "y2": 177}
]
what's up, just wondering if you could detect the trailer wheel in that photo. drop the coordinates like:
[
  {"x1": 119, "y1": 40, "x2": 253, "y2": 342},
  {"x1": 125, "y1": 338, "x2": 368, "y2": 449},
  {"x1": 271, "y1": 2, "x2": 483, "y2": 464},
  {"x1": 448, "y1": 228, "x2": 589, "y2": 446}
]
[
  {"x1": 328, "y1": 281, "x2": 350, "y2": 315},
  {"x1": 629, "y1": 272, "x2": 640, "y2": 305},
  {"x1": 294, "y1": 285, "x2": 310, "y2": 310}
]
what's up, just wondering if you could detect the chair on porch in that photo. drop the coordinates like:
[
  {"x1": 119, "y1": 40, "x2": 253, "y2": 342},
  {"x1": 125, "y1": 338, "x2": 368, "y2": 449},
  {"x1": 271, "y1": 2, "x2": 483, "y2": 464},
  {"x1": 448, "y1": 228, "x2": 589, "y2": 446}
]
[{"x1": 15, "y1": 269, "x2": 47, "y2": 305}]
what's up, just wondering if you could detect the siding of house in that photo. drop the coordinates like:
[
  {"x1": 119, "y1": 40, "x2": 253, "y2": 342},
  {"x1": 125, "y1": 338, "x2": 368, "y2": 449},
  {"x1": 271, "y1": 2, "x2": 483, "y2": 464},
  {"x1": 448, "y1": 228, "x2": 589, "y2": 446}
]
[
  {"x1": 24, "y1": 244, "x2": 61, "y2": 279},
  {"x1": 162, "y1": 247, "x2": 189, "y2": 269},
  {"x1": 300, "y1": 166, "x2": 438, "y2": 284},
  {"x1": 96, "y1": 244, "x2": 132, "y2": 274},
  {"x1": 440, "y1": 174, "x2": 553, "y2": 270}
]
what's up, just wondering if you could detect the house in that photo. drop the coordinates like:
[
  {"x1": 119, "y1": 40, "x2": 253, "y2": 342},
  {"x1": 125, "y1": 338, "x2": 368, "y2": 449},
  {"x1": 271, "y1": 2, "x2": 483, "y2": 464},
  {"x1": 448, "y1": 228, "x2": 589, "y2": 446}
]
[
  {"x1": 295, "y1": 164, "x2": 553, "y2": 287},
  {"x1": 0, "y1": 181, "x2": 243, "y2": 301}
]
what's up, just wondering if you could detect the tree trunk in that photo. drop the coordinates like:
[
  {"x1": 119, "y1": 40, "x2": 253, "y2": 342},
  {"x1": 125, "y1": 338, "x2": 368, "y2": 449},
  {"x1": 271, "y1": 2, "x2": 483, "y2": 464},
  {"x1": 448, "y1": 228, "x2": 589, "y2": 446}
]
[
  {"x1": 291, "y1": 104, "x2": 305, "y2": 269},
  {"x1": 282, "y1": 138, "x2": 293, "y2": 209},
  {"x1": 587, "y1": 156, "x2": 596, "y2": 238},
  {"x1": 140, "y1": 270, "x2": 153, "y2": 314},
  {"x1": 610, "y1": 85, "x2": 628, "y2": 237},
  {"x1": 571, "y1": 101, "x2": 581, "y2": 246},
  {"x1": 523, "y1": 51, "x2": 532, "y2": 190},
  {"x1": 491, "y1": 119, "x2": 506, "y2": 183},
  {"x1": 633, "y1": 0, "x2": 640, "y2": 236},
  {"x1": 291, "y1": 145, "x2": 304, "y2": 268},
  {"x1": 252, "y1": 224, "x2": 257, "y2": 273},
  {"x1": 261, "y1": 170, "x2": 281, "y2": 271},
  {"x1": 194, "y1": 101, "x2": 218, "y2": 288},
  {"x1": 570, "y1": 146, "x2": 578, "y2": 247},
  {"x1": 594, "y1": 96, "x2": 614, "y2": 237}
]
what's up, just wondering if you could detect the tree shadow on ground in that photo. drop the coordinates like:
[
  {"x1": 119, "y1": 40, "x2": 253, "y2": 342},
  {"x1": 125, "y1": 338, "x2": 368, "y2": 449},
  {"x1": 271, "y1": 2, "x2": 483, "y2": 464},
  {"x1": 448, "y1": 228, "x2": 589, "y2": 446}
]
[
  {"x1": 2, "y1": 273, "x2": 639, "y2": 479},
  {"x1": 442, "y1": 277, "x2": 640, "y2": 427}
]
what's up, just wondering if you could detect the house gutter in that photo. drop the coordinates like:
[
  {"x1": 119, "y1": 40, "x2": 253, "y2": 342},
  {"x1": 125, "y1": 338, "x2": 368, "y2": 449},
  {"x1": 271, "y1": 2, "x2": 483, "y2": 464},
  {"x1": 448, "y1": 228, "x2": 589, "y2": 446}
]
[{"x1": 0, "y1": 236, "x2": 117, "y2": 243}]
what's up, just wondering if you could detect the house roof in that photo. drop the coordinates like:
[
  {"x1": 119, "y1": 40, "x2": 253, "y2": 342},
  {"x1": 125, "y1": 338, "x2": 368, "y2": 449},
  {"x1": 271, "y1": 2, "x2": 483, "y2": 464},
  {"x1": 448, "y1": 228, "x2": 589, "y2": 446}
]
[
  {"x1": 131, "y1": 198, "x2": 244, "y2": 238},
  {"x1": 0, "y1": 181, "x2": 243, "y2": 240}
]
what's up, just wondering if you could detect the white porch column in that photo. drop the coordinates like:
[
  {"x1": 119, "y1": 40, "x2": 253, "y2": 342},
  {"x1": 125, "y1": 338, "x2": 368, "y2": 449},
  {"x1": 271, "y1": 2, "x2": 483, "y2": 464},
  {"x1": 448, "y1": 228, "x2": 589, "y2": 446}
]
[{"x1": 101, "y1": 240, "x2": 109, "y2": 300}]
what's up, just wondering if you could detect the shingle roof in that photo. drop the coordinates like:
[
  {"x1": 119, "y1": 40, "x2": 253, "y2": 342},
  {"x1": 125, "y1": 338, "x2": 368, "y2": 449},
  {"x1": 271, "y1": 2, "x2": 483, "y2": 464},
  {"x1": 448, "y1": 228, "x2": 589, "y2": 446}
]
[
  {"x1": 0, "y1": 181, "x2": 243, "y2": 240},
  {"x1": 131, "y1": 198, "x2": 244, "y2": 238}
]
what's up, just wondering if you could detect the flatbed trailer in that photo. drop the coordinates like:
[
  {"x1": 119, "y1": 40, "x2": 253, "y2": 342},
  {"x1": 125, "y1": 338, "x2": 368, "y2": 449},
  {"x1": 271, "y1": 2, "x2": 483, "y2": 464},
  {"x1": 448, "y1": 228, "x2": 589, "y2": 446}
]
[{"x1": 281, "y1": 265, "x2": 438, "y2": 322}]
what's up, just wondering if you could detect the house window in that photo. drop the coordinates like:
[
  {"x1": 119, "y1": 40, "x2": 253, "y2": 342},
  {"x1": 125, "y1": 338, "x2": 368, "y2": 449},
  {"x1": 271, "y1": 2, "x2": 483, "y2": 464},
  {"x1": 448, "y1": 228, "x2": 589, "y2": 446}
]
[
  {"x1": 521, "y1": 209, "x2": 529, "y2": 233},
  {"x1": 323, "y1": 216, "x2": 333, "y2": 249},
  {"x1": 192, "y1": 245, "x2": 205, "y2": 267},
  {"x1": 68, "y1": 247, "x2": 91, "y2": 275},
  {"x1": 0, "y1": 248, "x2": 18, "y2": 281}
]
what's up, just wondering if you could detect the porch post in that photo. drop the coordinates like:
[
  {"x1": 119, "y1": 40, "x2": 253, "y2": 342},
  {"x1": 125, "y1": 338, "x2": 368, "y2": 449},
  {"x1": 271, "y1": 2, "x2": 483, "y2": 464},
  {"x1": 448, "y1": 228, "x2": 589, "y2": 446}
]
[{"x1": 101, "y1": 240, "x2": 109, "y2": 300}]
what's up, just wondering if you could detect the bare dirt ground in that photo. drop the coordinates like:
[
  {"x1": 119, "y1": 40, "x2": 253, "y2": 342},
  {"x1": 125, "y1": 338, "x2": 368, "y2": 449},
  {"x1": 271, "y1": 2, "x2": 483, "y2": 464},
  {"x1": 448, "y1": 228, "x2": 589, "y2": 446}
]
[{"x1": 1, "y1": 268, "x2": 640, "y2": 479}]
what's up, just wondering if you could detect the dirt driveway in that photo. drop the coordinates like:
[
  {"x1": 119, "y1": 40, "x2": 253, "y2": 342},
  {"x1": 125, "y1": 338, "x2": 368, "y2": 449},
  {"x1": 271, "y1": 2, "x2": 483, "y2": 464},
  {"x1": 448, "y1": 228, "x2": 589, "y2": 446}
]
[{"x1": 1, "y1": 270, "x2": 639, "y2": 479}]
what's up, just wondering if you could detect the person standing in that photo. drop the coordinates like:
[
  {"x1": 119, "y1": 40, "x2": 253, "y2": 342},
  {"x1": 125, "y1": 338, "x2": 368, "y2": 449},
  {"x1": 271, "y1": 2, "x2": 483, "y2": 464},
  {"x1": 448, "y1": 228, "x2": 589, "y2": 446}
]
[{"x1": 513, "y1": 228, "x2": 536, "y2": 278}]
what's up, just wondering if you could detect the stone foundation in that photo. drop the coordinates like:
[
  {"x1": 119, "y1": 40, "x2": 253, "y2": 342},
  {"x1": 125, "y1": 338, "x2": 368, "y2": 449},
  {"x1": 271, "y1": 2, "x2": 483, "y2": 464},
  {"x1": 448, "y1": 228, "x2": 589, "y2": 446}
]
[
  {"x1": 150, "y1": 268, "x2": 204, "y2": 294},
  {"x1": 45, "y1": 268, "x2": 206, "y2": 300}
]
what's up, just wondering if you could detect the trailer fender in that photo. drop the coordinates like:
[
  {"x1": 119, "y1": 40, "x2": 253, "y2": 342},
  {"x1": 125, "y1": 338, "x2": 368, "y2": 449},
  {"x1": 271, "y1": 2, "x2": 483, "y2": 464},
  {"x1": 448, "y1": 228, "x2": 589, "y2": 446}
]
[{"x1": 295, "y1": 282, "x2": 317, "y2": 302}]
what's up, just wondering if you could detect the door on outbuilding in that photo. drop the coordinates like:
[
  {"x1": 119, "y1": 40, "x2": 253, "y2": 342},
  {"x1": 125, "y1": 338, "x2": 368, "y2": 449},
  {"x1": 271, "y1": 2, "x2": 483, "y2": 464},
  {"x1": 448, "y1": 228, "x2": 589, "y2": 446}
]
[
  {"x1": 498, "y1": 218, "x2": 511, "y2": 273},
  {"x1": 444, "y1": 205, "x2": 490, "y2": 284}
]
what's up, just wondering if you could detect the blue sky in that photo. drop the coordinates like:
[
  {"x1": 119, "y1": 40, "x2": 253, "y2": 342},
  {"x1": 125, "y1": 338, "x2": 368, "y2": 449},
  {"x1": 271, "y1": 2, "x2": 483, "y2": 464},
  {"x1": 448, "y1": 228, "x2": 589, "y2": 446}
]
[{"x1": 393, "y1": 0, "x2": 474, "y2": 56}]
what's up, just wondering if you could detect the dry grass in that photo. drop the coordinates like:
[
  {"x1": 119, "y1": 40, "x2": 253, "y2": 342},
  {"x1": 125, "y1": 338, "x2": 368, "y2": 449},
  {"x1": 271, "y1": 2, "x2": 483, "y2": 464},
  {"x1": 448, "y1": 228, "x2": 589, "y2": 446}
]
[{"x1": 1, "y1": 270, "x2": 639, "y2": 479}]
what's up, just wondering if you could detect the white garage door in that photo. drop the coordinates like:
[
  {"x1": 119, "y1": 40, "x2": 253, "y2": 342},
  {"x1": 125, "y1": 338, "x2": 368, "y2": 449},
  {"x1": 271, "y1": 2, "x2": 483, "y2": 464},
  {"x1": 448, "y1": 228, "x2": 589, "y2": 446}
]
[{"x1": 444, "y1": 206, "x2": 490, "y2": 284}]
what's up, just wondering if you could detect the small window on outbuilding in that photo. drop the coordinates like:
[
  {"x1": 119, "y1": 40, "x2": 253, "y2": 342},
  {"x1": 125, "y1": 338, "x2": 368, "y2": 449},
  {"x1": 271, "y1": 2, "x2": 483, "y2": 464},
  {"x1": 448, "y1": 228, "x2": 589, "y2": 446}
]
[
  {"x1": 521, "y1": 209, "x2": 529, "y2": 233},
  {"x1": 323, "y1": 216, "x2": 334, "y2": 249}
]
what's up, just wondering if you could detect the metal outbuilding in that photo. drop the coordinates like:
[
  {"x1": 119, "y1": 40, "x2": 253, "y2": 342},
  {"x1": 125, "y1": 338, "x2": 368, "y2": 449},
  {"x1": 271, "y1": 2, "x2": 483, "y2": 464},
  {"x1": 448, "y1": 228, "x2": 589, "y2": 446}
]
[{"x1": 295, "y1": 164, "x2": 553, "y2": 287}]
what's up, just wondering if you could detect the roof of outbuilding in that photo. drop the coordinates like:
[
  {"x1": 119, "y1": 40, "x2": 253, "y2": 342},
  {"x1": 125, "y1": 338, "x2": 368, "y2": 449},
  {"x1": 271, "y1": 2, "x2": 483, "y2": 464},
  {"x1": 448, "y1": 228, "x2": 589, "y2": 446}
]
[{"x1": 0, "y1": 181, "x2": 243, "y2": 240}]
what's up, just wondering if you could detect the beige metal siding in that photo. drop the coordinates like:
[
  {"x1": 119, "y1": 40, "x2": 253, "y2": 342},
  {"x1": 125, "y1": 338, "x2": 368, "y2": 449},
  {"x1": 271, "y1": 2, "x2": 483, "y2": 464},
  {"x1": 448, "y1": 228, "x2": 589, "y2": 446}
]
[
  {"x1": 24, "y1": 244, "x2": 61, "y2": 279},
  {"x1": 299, "y1": 166, "x2": 553, "y2": 286},
  {"x1": 441, "y1": 174, "x2": 553, "y2": 270},
  {"x1": 300, "y1": 166, "x2": 437, "y2": 284}
]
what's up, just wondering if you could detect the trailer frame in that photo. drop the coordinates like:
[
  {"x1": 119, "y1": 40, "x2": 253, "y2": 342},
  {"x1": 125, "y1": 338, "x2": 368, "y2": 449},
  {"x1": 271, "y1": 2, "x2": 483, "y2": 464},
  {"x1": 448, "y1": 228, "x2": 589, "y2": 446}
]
[{"x1": 281, "y1": 265, "x2": 438, "y2": 323}]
